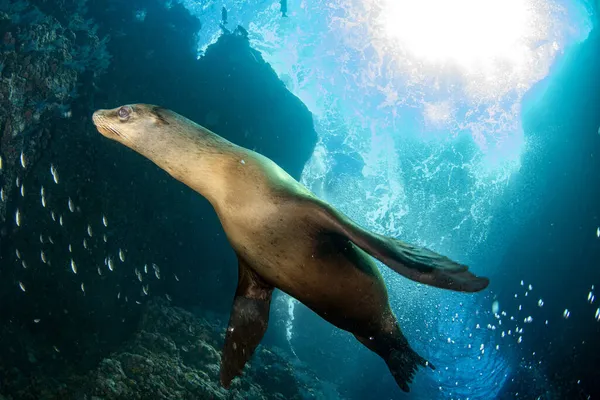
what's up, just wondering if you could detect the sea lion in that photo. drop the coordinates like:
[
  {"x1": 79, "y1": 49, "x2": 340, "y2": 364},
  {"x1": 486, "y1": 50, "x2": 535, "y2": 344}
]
[{"x1": 92, "y1": 104, "x2": 489, "y2": 392}]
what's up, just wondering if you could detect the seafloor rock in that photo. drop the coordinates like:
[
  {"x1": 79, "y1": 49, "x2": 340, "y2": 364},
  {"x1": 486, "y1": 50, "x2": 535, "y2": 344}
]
[{"x1": 32, "y1": 299, "x2": 328, "y2": 400}]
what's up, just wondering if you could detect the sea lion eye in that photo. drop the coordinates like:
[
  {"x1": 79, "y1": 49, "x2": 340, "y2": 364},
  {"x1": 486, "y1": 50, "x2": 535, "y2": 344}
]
[{"x1": 117, "y1": 106, "x2": 132, "y2": 120}]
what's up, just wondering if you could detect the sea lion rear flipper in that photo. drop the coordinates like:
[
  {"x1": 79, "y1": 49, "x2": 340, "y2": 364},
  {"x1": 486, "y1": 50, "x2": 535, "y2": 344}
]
[
  {"x1": 313, "y1": 200, "x2": 489, "y2": 293},
  {"x1": 220, "y1": 257, "x2": 273, "y2": 388},
  {"x1": 355, "y1": 332, "x2": 434, "y2": 392}
]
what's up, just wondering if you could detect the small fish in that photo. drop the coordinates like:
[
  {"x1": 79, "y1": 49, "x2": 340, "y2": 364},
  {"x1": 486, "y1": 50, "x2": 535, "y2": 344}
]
[
  {"x1": 15, "y1": 209, "x2": 21, "y2": 226},
  {"x1": 68, "y1": 244, "x2": 72, "y2": 253},
  {"x1": 142, "y1": 285, "x2": 149, "y2": 295},
  {"x1": 83, "y1": 239, "x2": 88, "y2": 249},
  {"x1": 117, "y1": 292, "x2": 121, "y2": 299},
  {"x1": 70, "y1": 259, "x2": 77, "y2": 274},
  {"x1": 528, "y1": 284, "x2": 533, "y2": 291},
  {"x1": 136, "y1": 300, "x2": 141, "y2": 305},
  {"x1": 16, "y1": 177, "x2": 20, "y2": 187},
  {"x1": 20, "y1": 185, "x2": 25, "y2": 197},
  {"x1": 119, "y1": 249, "x2": 125, "y2": 262},
  {"x1": 81, "y1": 283, "x2": 85, "y2": 293},
  {"x1": 538, "y1": 299, "x2": 544, "y2": 307},
  {"x1": 136, "y1": 269, "x2": 143, "y2": 282},
  {"x1": 97, "y1": 267, "x2": 102, "y2": 276},
  {"x1": 19, "y1": 281, "x2": 26, "y2": 292},
  {"x1": 0, "y1": 155, "x2": 2, "y2": 169},
  {"x1": 108, "y1": 257, "x2": 114, "y2": 271},
  {"x1": 165, "y1": 294, "x2": 172, "y2": 301},
  {"x1": 51, "y1": 211, "x2": 56, "y2": 221},
  {"x1": 597, "y1": 227, "x2": 600, "y2": 238},
  {"x1": 563, "y1": 309, "x2": 570, "y2": 319},
  {"x1": 174, "y1": 273, "x2": 179, "y2": 282},
  {"x1": 40, "y1": 251, "x2": 47, "y2": 263},
  {"x1": 41, "y1": 195, "x2": 46, "y2": 208},
  {"x1": 0, "y1": 187, "x2": 4, "y2": 202},
  {"x1": 102, "y1": 215, "x2": 108, "y2": 227},
  {"x1": 595, "y1": 308, "x2": 599, "y2": 321},
  {"x1": 87, "y1": 225, "x2": 93, "y2": 237},
  {"x1": 39, "y1": 234, "x2": 44, "y2": 244},
  {"x1": 59, "y1": 215, "x2": 63, "y2": 226},
  {"x1": 16, "y1": 249, "x2": 21, "y2": 259},
  {"x1": 21, "y1": 260, "x2": 28, "y2": 269},
  {"x1": 154, "y1": 269, "x2": 161, "y2": 280},
  {"x1": 103, "y1": 234, "x2": 107, "y2": 243},
  {"x1": 49, "y1": 236, "x2": 54, "y2": 244},
  {"x1": 53, "y1": 346, "x2": 60, "y2": 353},
  {"x1": 144, "y1": 264, "x2": 148, "y2": 274},
  {"x1": 20, "y1": 152, "x2": 26, "y2": 169},
  {"x1": 34, "y1": 319, "x2": 40, "y2": 323},
  {"x1": 68, "y1": 198, "x2": 75, "y2": 212},
  {"x1": 41, "y1": 186, "x2": 45, "y2": 197},
  {"x1": 50, "y1": 164, "x2": 59, "y2": 184}
]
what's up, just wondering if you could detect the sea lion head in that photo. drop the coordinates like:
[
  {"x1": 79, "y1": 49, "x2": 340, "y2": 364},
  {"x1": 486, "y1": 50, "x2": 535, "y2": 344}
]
[
  {"x1": 92, "y1": 104, "x2": 222, "y2": 191},
  {"x1": 92, "y1": 104, "x2": 173, "y2": 148}
]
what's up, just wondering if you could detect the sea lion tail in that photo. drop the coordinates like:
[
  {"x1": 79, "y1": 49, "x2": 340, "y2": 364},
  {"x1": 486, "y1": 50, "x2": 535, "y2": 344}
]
[{"x1": 312, "y1": 200, "x2": 489, "y2": 292}]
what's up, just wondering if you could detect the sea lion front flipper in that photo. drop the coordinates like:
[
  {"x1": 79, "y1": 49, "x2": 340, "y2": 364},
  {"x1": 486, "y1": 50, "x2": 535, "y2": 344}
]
[
  {"x1": 312, "y1": 200, "x2": 489, "y2": 293},
  {"x1": 219, "y1": 258, "x2": 274, "y2": 388}
]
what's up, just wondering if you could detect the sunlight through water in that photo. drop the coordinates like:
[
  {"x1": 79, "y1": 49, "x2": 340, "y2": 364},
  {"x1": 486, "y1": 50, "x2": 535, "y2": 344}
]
[
  {"x1": 181, "y1": 0, "x2": 592, "y2": 397},
  {"x1": 379, "y1": 0, "x2": 534, "y2": 73}
]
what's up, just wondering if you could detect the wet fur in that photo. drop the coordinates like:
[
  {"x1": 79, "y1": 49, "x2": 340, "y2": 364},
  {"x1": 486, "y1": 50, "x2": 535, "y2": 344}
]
[{"x1": 93, "y1": 104, "x2": 487, "y2": 392}]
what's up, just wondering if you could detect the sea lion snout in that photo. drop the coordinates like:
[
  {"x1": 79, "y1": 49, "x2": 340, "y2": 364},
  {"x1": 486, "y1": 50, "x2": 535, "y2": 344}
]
[
  {"x1": 91, "y1": 109, "x2": 107, "y2": 126},
  {"x1": 92, "y1": 109, "x2": 117, "y2": 138}
]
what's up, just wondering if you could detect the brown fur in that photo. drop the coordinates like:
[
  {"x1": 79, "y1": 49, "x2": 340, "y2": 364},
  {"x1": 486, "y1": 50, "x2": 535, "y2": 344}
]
[{"x1": 93, "y1": 104, "x2": 488, "y2": 392}]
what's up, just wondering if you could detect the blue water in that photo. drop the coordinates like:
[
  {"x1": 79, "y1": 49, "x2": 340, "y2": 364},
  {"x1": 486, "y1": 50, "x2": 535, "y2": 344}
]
[{"x1": 1, "y1": 0, "x2": 599, "y2": 398}]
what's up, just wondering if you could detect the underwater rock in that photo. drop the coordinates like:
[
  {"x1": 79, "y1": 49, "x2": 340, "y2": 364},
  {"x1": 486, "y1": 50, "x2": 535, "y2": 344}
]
[
  {"x1": 6, "y1": 299, "x2": 328, "y2": 399},
  {"x1": 0, "y1": 0, "x2": 109, "y2": 227}
]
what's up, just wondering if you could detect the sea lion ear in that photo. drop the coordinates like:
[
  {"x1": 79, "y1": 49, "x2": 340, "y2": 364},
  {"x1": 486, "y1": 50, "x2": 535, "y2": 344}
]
[{"x1": 150, "y1": 106, "x2": 171, "y2": 126}]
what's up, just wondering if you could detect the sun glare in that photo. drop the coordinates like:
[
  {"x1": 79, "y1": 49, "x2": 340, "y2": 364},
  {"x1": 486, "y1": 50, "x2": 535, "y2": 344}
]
[{"x1": 378, "y1": 0, "x2": 534, "y2": 71}]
